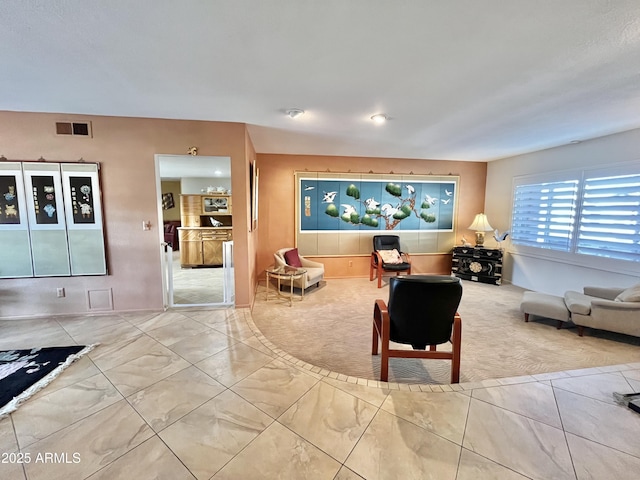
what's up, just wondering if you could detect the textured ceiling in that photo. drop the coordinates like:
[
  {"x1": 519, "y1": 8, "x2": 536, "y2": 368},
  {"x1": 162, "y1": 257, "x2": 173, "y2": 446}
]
[{"x1": 2, "y1": 1, "x2": 640, "y2": 161}]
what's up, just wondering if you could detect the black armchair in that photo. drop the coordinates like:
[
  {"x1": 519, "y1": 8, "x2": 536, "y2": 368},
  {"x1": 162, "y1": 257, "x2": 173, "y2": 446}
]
[
  {"x1": 372, "y1": 275, "x2": 463, "y2": 383},
  {"x1": 370, "y1": 235, "x2": 412, "y2": 288}
]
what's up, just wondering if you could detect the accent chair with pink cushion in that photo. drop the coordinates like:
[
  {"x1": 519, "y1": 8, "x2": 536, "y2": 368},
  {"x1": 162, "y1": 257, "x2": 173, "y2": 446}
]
[{"x1": 273, "y1": 248, "x2": 325, "y2": 291}]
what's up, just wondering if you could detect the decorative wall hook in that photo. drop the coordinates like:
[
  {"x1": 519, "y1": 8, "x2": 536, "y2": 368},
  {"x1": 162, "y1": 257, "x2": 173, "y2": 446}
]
[
  {"x1": 78, "y1": 157, "x2": 85, "y2": 163},
  {"x1": 368, "y1": 170, "x2": 374, "y2": 173},
  {"x1": 0, "y1": 155, "x2": 7, "y2": 161},
  {"x1": 187, "y1": 146, "x2": 198, "y2": 156},
  {"x1": 38, "y1": 157, "x2": 46, "y2": 162}
]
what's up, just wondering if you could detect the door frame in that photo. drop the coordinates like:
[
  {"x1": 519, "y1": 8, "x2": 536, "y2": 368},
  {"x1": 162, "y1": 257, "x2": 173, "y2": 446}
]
[{"x1": 154, "y1": 154, "x2": 234, "y2": 309}]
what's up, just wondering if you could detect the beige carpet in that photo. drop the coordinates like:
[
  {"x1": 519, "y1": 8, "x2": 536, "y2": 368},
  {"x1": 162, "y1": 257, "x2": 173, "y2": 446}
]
[{"x1": 252, "y1": 276, "x2": 640, "y2": 384}]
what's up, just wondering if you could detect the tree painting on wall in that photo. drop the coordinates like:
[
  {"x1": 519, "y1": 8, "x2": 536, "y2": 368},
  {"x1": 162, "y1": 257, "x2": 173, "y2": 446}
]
[{"x1": 299, "y1": 176, "x2": 456, "y2": 232}]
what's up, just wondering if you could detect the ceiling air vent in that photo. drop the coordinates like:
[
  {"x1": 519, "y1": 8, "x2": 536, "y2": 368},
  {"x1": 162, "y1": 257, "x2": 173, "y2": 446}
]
[{"x1": 55, "y1": 121, "x2": 92, "y2": 137}]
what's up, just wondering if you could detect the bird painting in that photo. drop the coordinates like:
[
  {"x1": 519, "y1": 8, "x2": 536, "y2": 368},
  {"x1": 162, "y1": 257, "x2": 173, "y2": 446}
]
[
  {"x1": 405, "y1": 184, "x2": 415, "y2": 194},
  {"x1": 322, "y1": 191, "x2": 338, "y2": 203},
  {"x1": 380, "y1": 203, "x2": 399, "y2": 217},
  {"x1": 425, "y1": 194, "x2": 437, "y2": 206},
  {"x1": 441, "y1": 198, "x2": 451, "y2": 204},
  {"x1": 445, "y1": 189, "x2": 453, "y2": 196},
  {"x1": 304, "y1": 185, "x2": 315, "y2": 191},
  {"x1": 364, "y1": 197, "x2": 380, "y2": 210},
  {"x1": 341, "y1": 204, "x2": 357, "y2": 216}
]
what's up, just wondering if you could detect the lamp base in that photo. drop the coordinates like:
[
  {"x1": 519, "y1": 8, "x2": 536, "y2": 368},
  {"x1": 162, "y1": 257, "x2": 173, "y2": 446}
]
[{"x1": 474, "y1": 232, "x2": 485, "y2": 247}]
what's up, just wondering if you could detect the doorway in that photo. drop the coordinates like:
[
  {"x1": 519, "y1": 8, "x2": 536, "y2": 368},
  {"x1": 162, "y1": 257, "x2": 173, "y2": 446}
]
[{"x1": 155, "y1": 154, "x2": 234, "y2": 308}]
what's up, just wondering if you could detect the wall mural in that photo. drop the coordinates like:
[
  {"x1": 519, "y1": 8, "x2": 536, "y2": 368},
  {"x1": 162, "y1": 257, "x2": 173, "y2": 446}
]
[{"x1": 298, "y1": 176, "x2": 456, "y2": 232}]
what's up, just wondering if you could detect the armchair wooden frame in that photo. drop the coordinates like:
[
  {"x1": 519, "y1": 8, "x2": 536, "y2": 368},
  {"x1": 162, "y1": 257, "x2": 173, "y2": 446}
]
[
  {"x1": 370, "y1": 251, "x2": 412, "y2": 288},
  {"x1": 372, "y1": 299, "x2": 462, "y2": 383}
]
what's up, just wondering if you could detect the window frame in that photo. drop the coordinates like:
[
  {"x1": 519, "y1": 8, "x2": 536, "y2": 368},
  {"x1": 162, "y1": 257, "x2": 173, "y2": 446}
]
[{"x1": 509, "y1": 161, "x2": 640, "y2": 276}]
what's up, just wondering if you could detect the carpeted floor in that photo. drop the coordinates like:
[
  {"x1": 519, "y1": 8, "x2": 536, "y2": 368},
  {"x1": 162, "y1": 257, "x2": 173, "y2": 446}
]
[{"x1": 252, "y1": 277, "x2": 640, "y2": 384}]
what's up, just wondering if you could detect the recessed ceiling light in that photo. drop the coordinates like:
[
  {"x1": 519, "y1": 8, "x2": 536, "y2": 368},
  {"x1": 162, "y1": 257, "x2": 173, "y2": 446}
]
[
  {"x1": 214, "y1": 170, "x2": 222, "y2": 176},
  {"x1": 286, "y1": 108, "x2": 305, "y2": 119},
  {"x1": 371, "y1": 113, "x2": 388, "y2": 124}
]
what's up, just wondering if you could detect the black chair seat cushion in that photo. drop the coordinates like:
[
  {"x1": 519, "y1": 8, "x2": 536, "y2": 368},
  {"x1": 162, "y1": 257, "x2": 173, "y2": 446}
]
[
  {"x1": 387, "y1": 275, "x2": 462, "y2": 348},
  {"x1": 381, "y1": 262, "x2": 411, "y2": 271}
]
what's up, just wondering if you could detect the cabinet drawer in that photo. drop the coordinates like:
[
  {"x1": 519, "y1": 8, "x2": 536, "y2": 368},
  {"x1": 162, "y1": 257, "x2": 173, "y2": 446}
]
[
  {"x1": 179, "y1": 229, "x2": 202, "y2": 241},
  {"x1": 201, "y1": 230, "x2": 232, "y2": 241}
]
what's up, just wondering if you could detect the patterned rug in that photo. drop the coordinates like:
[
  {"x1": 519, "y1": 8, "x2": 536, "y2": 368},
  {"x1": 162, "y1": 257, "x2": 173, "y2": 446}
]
[{"x1": 0, "y1": 345, "x2": 97, "y2": 417}]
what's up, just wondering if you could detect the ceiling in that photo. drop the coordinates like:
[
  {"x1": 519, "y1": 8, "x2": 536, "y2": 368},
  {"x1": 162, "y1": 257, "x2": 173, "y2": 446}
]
[{"x1": 2, "y1": 1, "x2": 640, "y2": 162}]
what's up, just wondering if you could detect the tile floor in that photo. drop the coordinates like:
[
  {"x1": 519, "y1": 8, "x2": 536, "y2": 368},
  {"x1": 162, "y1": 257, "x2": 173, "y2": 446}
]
[
  {"x1": 170, "y1": 251, "x2": 227, "y2": 305},
  {"x1": 1, "y1": 308, "x2": 639, "y2": 479}
]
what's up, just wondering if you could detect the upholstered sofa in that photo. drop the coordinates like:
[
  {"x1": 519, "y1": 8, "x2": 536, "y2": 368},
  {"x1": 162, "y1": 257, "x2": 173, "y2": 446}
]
[
  {"x1": 273, "y1": 248, "x2": 325, "y2": 290},
  {"x1": 163, "y1": 221, "x2": 180, "y2": 250},
  {"x1": 563, "y1": 284, "x2": 640, "y2": 337}
]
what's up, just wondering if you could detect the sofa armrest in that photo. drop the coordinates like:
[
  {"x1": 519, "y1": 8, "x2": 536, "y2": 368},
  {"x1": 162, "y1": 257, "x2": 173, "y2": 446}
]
[
  {"x1": 273, "y1": 253, "x2": 287, "y2": 268},
  {"x1": 564, "y1": 291, "x2": 593, "y2": 315},
  {"x1": 300, "y1": 257, "x2": 325, "y2": 269},
  {"x1": 583, "y1": 286, "x2": 625, "y2": 300},
  {"x1": 591, "y1": 299, "x2": 640, "y2": 311}
]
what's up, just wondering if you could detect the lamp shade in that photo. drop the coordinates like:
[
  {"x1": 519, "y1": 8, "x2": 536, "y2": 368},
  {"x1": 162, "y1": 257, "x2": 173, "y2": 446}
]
[{"x1": 468, "y1": 213, "x2": 493, "y2": 232}]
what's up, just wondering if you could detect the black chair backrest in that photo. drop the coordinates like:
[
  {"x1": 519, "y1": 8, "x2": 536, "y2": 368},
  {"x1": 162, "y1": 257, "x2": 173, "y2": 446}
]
[
  {"x1": 373, "y1": 235, "x2": 401, "y2": 251},
  {"x1": 387, "y1": 275, "x2": 462, "y2": 349}
]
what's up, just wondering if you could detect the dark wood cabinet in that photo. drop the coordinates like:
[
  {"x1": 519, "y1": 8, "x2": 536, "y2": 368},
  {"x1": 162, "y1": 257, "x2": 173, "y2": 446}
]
[{"x1": 452, "y1": 247, "x2": 502, "y2": 285}]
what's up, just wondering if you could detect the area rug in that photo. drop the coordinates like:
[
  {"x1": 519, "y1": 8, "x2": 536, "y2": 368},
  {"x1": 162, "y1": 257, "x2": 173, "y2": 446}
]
[
  {"x1": 0, "y1": 345, "x2": 97, "y2": 418},
  {"x1": 252, "y1": 277, "x2": 640, "y2": 384}
]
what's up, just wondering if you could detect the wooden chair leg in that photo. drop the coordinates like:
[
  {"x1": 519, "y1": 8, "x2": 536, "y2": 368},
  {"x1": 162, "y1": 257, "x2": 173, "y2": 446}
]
[
  {"x1": 372, "y1": 317, "x2": 380, "y2": 355},
  {"x1": 378, "y1": 301, "x2": 391, "y2": 381},
  {"x1": 377, "y1": 264, "x2": 383, "y2": 288},
  {"x1": 577, "y1": 325, "x2": 584, "y2": 337},
  {"x1": 451, "y1": 313, "x2": 462, "y2": 384},
  {"x1": 380, "y1": 347, "x2": 389, "y2": 382},
  {"x1": 556, "y1": 320, "x2": 563, "y2": 329},
  {"x1": 429, "y1": 345, "x2": 436, "y2": 351},
  {"x1": 524, "y1": 313, "x2": 529, "y2": 322}
]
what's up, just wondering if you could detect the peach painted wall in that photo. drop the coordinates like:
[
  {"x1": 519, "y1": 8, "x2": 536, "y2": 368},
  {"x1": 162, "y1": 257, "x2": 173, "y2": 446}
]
[
  {"x1": 256, "y1": 154, "x2": 487, "y2": 278},
  {"x1": 0, "y1": 111, "x2": 254, "y2": 317}
]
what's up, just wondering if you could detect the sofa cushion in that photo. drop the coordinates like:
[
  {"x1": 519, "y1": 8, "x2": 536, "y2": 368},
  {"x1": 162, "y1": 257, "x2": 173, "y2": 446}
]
[
  {"x1": 615, "y1": 284, "x2": 640, "y2": 303},
  {"x1": 564, "y1": 291, "x2": 592, "y2": 315},
  {"x1": 284, "y1": 248, "x2": 303, "y2": 267}
]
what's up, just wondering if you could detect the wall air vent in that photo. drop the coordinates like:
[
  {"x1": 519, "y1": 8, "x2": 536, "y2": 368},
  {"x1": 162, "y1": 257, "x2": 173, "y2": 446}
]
[{"x1": 55, "y1": 121, "x2": 92, "y2": 137}]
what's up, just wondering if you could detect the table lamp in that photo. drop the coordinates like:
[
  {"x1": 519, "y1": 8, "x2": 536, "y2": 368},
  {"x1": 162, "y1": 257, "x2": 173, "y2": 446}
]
[{"x1": 468, "y1": 213, "x2": 493, "y2": 247}]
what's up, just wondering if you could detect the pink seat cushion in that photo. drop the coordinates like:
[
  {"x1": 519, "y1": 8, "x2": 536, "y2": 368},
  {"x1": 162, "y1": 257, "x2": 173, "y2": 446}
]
[{"x1": 284, "y1": 248, "x2": 303, "y2": 267}]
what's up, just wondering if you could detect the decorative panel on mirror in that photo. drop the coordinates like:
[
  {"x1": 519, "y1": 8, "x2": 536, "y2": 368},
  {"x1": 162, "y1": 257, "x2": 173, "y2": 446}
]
[
  {"x1": 0, "y1": 162, "x2": 33, "y2": 277},
  {"x1": 62, "y1": 163, "x2": 106, "y2": 275},
  {"x1": 22, "y1": 163, "x2": 70, "y2": 276},
  {"x1": 0, "y1": 161, "x2": 107, "y2": 278}
]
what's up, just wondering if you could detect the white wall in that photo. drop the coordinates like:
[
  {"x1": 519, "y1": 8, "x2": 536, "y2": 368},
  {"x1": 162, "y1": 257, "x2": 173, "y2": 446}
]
[{"x1": 486, "y1": 128, "x2": 640, "y2": 296}]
